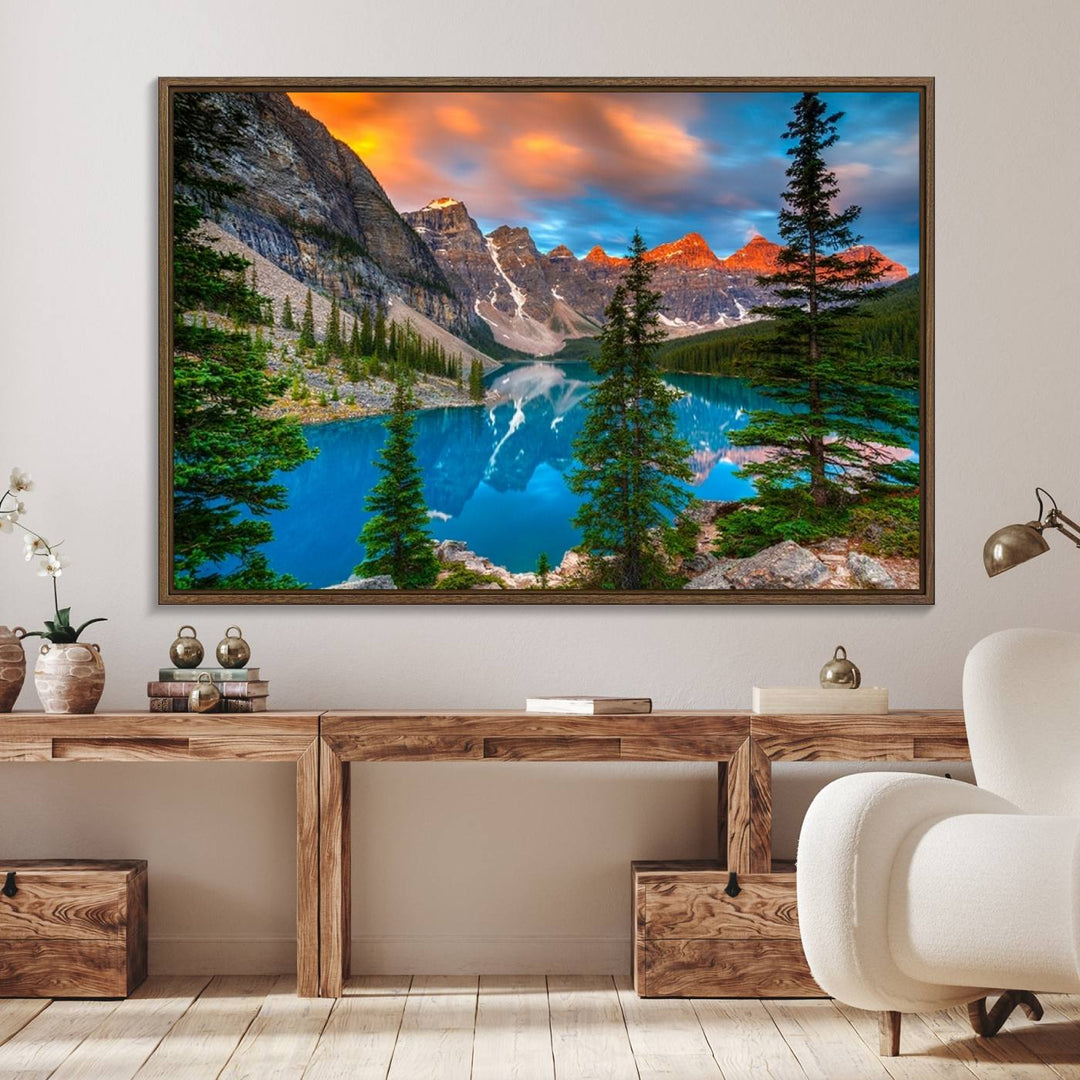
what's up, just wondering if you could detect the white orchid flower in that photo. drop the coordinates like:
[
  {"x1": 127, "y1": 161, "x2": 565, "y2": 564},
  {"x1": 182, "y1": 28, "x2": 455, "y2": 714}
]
[
  {"x1": 38, "y1": 552, "x2": 69, "y2": 578},
  {"x1": 0, "y1": 515, "x2": 13, "y2": 535},
  {"x1": 23, "y1": 534, "x2": 49, "y2": 560},
  {"x1": 8, "y1": 468, "x2": 33, "y2": 493}
]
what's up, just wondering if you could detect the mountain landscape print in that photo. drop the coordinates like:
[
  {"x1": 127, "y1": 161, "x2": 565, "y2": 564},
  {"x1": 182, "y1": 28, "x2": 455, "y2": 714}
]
[{"x1": 161, "y1": 78, "x2": 932, "y2": 603}]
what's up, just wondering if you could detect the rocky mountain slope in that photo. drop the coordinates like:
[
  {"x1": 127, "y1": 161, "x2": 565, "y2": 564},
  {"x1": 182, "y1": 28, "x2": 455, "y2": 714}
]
[
  {"x1": 403, "y1": 199, "x2": 600, "y2": 355},
  {"x1": 195, "y1": 221, "x2": 497, "y2": 422},
  {"x1": 185, "y1": 92, "x2": 493, "y2": 349},
  {"x1": 404, "y1": 198, "x2": 909, "y2": 354}
]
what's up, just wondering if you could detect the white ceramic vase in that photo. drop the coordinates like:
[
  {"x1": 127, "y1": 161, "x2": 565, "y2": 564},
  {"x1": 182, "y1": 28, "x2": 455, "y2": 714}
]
[{"x1": 34, "y1": 641, "x2": 106, "y2": 714}]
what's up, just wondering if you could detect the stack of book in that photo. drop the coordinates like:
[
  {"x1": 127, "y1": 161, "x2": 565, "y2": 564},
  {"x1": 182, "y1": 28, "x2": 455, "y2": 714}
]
[{"x1": 147, "y1": 668, "x2": 269, "y2": 713}]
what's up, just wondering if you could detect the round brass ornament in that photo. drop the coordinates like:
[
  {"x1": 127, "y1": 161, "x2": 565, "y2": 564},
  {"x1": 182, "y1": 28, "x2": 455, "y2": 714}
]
[
  {"x1": 820, "y1": 645, "x2": 861, "y2": 689},
  {"x1": 169, "y1": 625, "x2": 204, "y2": 669},
  {"x1": 216, "y1": 626, "x2": 251, "y2": 669},
  {"x1": 188, "y1": 672, "x2": 221, "y2": 713}
]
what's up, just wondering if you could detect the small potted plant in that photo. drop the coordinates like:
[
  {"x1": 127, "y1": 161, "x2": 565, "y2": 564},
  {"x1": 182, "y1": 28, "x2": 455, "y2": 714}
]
[{"x1": 1, "y1": 468, "x2": 108, "y2": 714}]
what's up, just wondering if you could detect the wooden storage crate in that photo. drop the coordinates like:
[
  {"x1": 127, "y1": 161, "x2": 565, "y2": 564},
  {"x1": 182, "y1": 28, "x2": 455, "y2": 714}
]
[
  {"x1": 632, "y1": 860, "x2": 822, "y2": 998},
  {"x1": 0, "y1": 859, "x2": 148, "y2": 998}
]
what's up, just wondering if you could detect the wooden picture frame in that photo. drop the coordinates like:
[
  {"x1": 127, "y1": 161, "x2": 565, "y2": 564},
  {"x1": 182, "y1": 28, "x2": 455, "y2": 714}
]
[{"x1": 159, "y1": 77, "x2": 933, "y2": 605}]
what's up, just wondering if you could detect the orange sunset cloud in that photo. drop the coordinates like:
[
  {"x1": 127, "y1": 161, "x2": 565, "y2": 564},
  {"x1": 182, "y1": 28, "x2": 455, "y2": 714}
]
[
  {"x1": 285, "y1": 91, "x2": 708, "y2": 223},
  {"x1": 436, "y1": 105, "x2": 483, "y2": 136}
]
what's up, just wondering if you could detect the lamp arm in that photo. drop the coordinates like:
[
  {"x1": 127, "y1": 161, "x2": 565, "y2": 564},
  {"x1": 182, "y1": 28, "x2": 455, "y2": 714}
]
[{"x1": 1047, "y1": 509, "x2": 1080, "y2": 548}]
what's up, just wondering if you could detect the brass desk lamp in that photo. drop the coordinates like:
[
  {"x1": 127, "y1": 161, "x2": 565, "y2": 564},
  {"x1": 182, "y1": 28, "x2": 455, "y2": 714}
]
[{"x1": 984, "y1": 488, "x2": 1080, "y2": 577}]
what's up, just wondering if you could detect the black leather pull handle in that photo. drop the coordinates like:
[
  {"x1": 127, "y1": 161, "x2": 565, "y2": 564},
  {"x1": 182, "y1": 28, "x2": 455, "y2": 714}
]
[
  {"x1": 724, "y1": 871, "x2": 741, "y2": 898},
  {"x1": 2, "y1": 871, "x2": 16, "y2": 898}
]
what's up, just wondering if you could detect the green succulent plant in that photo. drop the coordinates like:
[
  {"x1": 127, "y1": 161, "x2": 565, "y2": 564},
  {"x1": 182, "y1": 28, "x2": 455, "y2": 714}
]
[{"x1": 21, "y1": 607, "x2": 107, "y2": 645}]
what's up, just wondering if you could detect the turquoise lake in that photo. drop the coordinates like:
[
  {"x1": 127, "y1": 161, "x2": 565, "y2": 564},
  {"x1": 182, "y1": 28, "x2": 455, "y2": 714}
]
[{"x1": 256, "y1": 362, "x2": 919, "y2": 587}]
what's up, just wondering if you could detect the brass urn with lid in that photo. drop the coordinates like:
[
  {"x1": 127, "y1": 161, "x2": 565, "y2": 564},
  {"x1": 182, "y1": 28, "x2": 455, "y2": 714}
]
[{"x1": 820, "y1": 645, "x2": 862, "y2": 689}]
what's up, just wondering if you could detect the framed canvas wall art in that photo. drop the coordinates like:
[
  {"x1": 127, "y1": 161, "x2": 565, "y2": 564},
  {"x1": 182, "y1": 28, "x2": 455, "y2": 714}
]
[{"x1": 158, "y1": 77, "x2": 933, "y2": 604}]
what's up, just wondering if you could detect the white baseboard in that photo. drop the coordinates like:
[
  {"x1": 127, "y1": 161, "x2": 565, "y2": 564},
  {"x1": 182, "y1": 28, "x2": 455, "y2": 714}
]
[{"x1": 149, "y1": 935, "x2": 630, "y2": 975}]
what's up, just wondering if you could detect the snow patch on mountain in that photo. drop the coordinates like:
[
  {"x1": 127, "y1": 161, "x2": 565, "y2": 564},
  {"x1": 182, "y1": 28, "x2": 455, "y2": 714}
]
[{"x1": 485, "y1": 236, "x2": 528, "y2": 318}]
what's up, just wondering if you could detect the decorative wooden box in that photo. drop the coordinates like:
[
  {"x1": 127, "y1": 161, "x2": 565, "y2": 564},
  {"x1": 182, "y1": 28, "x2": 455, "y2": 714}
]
[
  {"x1": 632, "y1": 860, "x2": 822, "y2": 998},
  {"x1": 0, "y1": 859, "x2": 148, "y2": 998}
]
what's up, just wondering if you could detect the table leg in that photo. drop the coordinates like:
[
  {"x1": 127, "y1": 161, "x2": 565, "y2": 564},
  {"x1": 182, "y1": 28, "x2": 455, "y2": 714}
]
[
  {"x1": 726, "y1": 738, "x2": 772, "y2": 874},
  {"x1": 296, "y1": 738, "x2": 320, "y2": 997},
  {"x1": 319, "y1": 738, "x2": 351, "y2": 997},
  {"x1": 717, "y1": 760, "x2": 728, "y2": 869}
]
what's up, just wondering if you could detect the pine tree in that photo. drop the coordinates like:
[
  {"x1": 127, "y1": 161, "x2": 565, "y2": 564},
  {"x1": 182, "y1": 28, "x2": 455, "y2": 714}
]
[
  {"x1": 281, "y1": 294, "x2": 294, "y2": 330},
  {"x1": 355, "y1": 378, "x2": 440, "y2": 588},
  {"x1": 325, "y1": 295, "x2": 342, "y2": 355},
  {"x1": 727, "y1": 92, "x2": 917, "y2": 507},
  {"x1": 349, "y1": 316, "x2": 361, "y2": 357},
  {"x1": 468, "y1": 359, "x2": 484, "y2": 402},
  {"x1": 536, "y1": 551, "x2": 551, "y2": 588},
  {"x1": 387, "y1": 321, "x2": 398, "y2": 361},
  {"x1": 298, "y1": 288, "x2": 316, "y2": 350},
  {"x1": 567, "y1": 232, "x2": 694, "y2": 590},
  {"x1": 360, "y1": 304, "x2": 373, "y2": 356},
  {"x1": 171, "y1": 93, "x2": 315, "y2": 590},
  {"x1": 373, "y1": 307, "x2": 387, "y2": 360}
]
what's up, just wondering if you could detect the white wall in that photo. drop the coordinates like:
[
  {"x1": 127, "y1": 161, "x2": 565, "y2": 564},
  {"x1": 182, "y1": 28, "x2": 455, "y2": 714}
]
[{"x1": 2, "y1": 0, "x2": 1078, "y2": 974}]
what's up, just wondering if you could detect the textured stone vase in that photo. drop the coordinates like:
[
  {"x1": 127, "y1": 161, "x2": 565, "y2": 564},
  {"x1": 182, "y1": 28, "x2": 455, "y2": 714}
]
[
  {"x1": 0, "y1": 626, "x2": 27, "y2": 713},
  {"x1": 34, "y1": 642, "x2": 106, "y2": 714}
]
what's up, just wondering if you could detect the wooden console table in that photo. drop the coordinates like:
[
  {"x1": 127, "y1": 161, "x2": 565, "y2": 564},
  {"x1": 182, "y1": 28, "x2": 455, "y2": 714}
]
[
  {"x1": 737, "y1": 709, "x2": 970, "y2": 873},
  {"x1": 0, "y1": 712, "x2": 322, "y2": 997},
  {"x1": 2, "y1": 708, "x2": 971, "y2": 999},
  {"x1": 318, "y1": 708, "x2": 969, "y2": 998}
]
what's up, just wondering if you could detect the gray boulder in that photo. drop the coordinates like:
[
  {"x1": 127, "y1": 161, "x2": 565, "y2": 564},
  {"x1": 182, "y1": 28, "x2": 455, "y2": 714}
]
[
  {"x1": 685, "y1": 540, "x2": 830, "y2": 590},
  {"x1": 434, "y1": 540, "x2": 471, "y2": 563},
  {"x1": 847, "y1": 552, "x2": 897, "y2": 589},
  {"x1": 679, "y1": 500, "x2": 740, "y2": 526},
  {"x1": 325, "y1": 574, "x2": 397, "y2": 590},
  {"x1": 683, "y1": 551, "x2": 721, "y2": 575}
]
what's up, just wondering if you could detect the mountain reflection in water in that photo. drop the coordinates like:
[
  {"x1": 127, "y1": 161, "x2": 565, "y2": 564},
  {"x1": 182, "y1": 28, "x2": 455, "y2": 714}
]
[{"x1": 255, "y1": 362, "x2": 917, "y2": 585}]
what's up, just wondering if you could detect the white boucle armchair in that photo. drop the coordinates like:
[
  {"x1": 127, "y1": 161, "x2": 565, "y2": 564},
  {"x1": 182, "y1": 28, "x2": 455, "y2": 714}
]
[{"x1": 797, "y1": 628, "x2": 1080, "y2": 1056}]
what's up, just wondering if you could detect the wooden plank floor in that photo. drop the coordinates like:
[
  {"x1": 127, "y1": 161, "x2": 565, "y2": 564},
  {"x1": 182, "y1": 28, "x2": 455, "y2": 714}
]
[{"x1": 1, "y1": 976, "x2": 1078, "y2": 1079}]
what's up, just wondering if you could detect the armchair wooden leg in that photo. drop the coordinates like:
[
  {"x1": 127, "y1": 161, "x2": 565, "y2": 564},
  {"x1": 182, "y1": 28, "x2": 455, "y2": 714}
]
[
  {"x1": 968, "y1": 991, "x2": 1044, "y2": 1038},
  {"x1": 879, "y1": 1010, "x2": 902, "y2": 1056}
]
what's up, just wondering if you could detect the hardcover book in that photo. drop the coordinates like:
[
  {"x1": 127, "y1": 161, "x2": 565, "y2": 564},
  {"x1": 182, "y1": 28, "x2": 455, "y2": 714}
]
[
  {"x1": 147, "y1": 697, "x2": 268, "y2": 713},
  {"x1": 158, "y1": 668, "x2": 261, "y2": 681},
  {"x1": 525, "y1": 696, "x2": 652, "y2": 715},
  {"x1": 751, "y1": 686, "x2": 888, "y2": 715},
  {"x1": 147, "y1": 680, "x2": 269, "y2": 699}
]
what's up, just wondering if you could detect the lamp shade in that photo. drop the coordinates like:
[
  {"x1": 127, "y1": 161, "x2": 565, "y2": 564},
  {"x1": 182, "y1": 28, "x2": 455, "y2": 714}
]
[{"x1": 983, "y1": 522, "x2": 1050, "y2": 577}]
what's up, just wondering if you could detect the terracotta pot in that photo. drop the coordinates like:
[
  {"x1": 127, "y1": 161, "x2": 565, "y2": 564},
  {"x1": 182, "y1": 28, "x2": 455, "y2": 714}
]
[
  {"x1": 34, "y1": 642, "x2": 106, "y2": 715},
  {"x1": 0, "y1": 626, "x2": 27, "y2": 713}
]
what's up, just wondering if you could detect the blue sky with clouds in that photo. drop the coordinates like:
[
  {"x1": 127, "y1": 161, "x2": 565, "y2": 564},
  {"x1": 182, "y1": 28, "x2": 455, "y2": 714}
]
[
  {"x1": 500, "y1": 92, "x2": 922, "y2": 272},
  {"x1": 297, "y1": 89, "x2": 922, "y2": 273}
]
